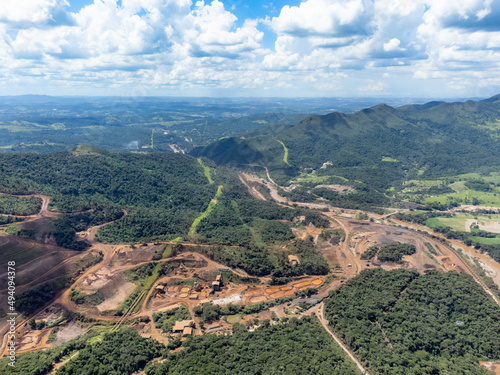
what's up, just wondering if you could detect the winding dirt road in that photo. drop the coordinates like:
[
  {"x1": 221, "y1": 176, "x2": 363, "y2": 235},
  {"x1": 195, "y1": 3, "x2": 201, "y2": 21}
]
[{"x1": 3, "y1": 178, "x2": 500, "y2": 367}]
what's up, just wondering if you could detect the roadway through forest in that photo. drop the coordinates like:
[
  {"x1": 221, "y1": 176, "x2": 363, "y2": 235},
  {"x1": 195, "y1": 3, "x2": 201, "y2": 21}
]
[
  {"x1": 240, "y1": 171, "x2": 370, "y2": 372},
  {"x1": 310, "y1": 302, "x2": 369, "y2": 375}
]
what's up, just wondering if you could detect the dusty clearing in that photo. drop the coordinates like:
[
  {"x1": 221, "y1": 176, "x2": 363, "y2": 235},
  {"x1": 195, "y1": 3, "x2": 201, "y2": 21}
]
[
  {"x1": 480, "y1": 362, "x2": 500, "y2": 375},
  {"x1": 79, "y1": 266, "x2": 120, "y2": 293},
  {"x1": 53, "y1": 323, "x2": 85, "y2": 346},
  {"x1": 315, "y1": 184, "x2": 354, "y2": 194},
  {"x1": 465, "y1": 218, "x2": 500, "y2": 233},
  {"x1": 97, "y1": 280, "x2": 137, "y2": 312}
]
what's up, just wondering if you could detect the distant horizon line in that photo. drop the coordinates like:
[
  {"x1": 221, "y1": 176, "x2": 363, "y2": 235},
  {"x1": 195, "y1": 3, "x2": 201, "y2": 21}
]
[{"x1": 0, "y1": 93, "x2": 496, "y2": 101}]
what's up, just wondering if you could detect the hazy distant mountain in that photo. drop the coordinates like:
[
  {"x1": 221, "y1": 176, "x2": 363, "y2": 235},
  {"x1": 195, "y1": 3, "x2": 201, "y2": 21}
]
[{"x1": 191, "y1": 95, "x2": 500, "y2": 186}]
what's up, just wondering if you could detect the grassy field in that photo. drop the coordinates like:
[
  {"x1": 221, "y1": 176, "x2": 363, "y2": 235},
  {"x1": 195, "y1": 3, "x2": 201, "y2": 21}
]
[
  {"x1": 197, "y1": 158, "x2": 214, "y2": 184},
  {"x1": 296, "y1": 172, "x2": 348, "y2": 184},
  {"x1": 425, "y1": 214, "x2": 500, "y2": 231},
  {"x1": 226, "y1": 314, "x2": 242, "y2": 324},
  {"x1": 162, "y1": 244, "x2": 173, "y2": 258},
  {"x1": 276, "y1": 140, "x2": 290, "y2": 166},
  {"x1": 401, "y1": 179, "x2": 448, "y2": 191},
  {"x1": 423, "y1": 190, "x2": 500, "y2": 207},
  {"x1": 188, "y1": 185, "x2": 223, "y2": 237},
  {"x1": 425, "y1": 215, "x2": 472, "y2": 231},
  {"x1": 468, "y1": 236, "x2": 500, "y2": 244},
  {"x1": 398, "y1": 171, "x2": 500, "y2": 207},
  {"x1": 381, "y1": 157, "x2": 398, "y2": 162}
]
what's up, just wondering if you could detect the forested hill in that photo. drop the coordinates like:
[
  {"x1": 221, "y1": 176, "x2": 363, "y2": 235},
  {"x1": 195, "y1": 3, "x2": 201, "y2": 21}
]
[
  {"x1": 0, "y1": 148, "x2": 218, "y2": 244},
  {"x1": 0, "y1": 146, "x2": 215, "y2": 213},
  {"x1": 191, "y1": 94, "x2": 500, "y2": 185},
  {"x1": 0, "y1": 148, "x2": 331, "y2": 277}
]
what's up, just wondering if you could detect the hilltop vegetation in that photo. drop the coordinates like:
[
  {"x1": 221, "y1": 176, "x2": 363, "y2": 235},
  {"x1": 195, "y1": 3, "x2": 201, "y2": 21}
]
[
  {"x1": 324, "y1": 269, "x2": 500, "y2": 375},
  {"x1": 192, "y1": 96, "x2": 500, "y2": 203},
  {"x1": 0, "y1": 150, "x2": 216, "y2": 243},
  {"x1": 396, "y1": 172, "x2": 500, "y2": 209},
  {"x1": 1, "y1": 96, "x2": 425, "y2": 154},
  {"x1": 194, "y1": 183, "x2": 328, "y2": 247},
  {"x1": 0, "y1": 150, "x2": 214, "y2": 212}
]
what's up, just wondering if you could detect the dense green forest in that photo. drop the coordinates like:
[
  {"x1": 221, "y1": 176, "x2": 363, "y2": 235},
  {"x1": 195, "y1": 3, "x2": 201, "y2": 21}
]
[
  {"x1": 0, "y1": 150, "x2": 224, "y2": 243},
  {"x1": 0, "y1": 149, "x2": 326, "y2": 249},
  {"x1": 16, "y1": 277, "x2": 71, "y2": 315},
  {"x1": 55, "y1": 329, "x2": 164, "y2": 375},
  {"x1": 0, "y1": 149, "x2": 214, "y2": 212},
  {"x1": 324, "y1": 269, "x2": 500, "y2": 374},
  {"x1": 0, "y1": 195, "x2": 41, "y2": 215},
  {"x1": 376, "y1": 242, "x2": 416, "y2": 263},
  {"x1": 51, "y1": 207, "x2": 124, "y2": 250},
  {"x1": 145, "y1": 316, "x2": 361, "y2": 375}
]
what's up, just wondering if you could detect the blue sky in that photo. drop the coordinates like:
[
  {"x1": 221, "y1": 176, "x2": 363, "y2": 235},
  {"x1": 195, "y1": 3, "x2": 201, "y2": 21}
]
[{"x1": 0, "y1": 0, "x2": 499, "y2": 98}]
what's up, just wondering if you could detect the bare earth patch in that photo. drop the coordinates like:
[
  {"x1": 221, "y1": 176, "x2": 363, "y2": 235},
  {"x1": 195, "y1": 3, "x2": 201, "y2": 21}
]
[
  {"x1": 480, "y1": 362, "x2": 500, "y2": 375},
  {"x1": 465, "y1": 218, "x2": 500, "y2": 233},
  {"x1": 79, "y1": 266, "x2": 118, "y2": 293},
  {"x1": 54, "y1": 323, "x2": 85, "y2": 346},
  {"x1": 97, "y1": 281, "x2": 136, "y2": 312},
  {"x1": 315, "y1": 184, "x2": 354, "y2": 193}
]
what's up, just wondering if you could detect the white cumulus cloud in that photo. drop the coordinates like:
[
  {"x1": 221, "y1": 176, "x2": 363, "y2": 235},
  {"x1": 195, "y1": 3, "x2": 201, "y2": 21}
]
[{"x1": 0, "y1": 0, "x2": 499, "y2": 97}]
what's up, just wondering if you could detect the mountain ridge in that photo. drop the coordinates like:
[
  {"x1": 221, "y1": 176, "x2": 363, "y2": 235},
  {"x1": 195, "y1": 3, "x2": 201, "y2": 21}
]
[{"x1": 191, "y1": 94, "x2": 500, "y2": 185}]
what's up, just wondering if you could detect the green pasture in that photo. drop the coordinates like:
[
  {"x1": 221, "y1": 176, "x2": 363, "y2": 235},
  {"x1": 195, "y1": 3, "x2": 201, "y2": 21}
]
[{"x1": 469, "y1": 236, "x2": 500, "y2": 245}]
